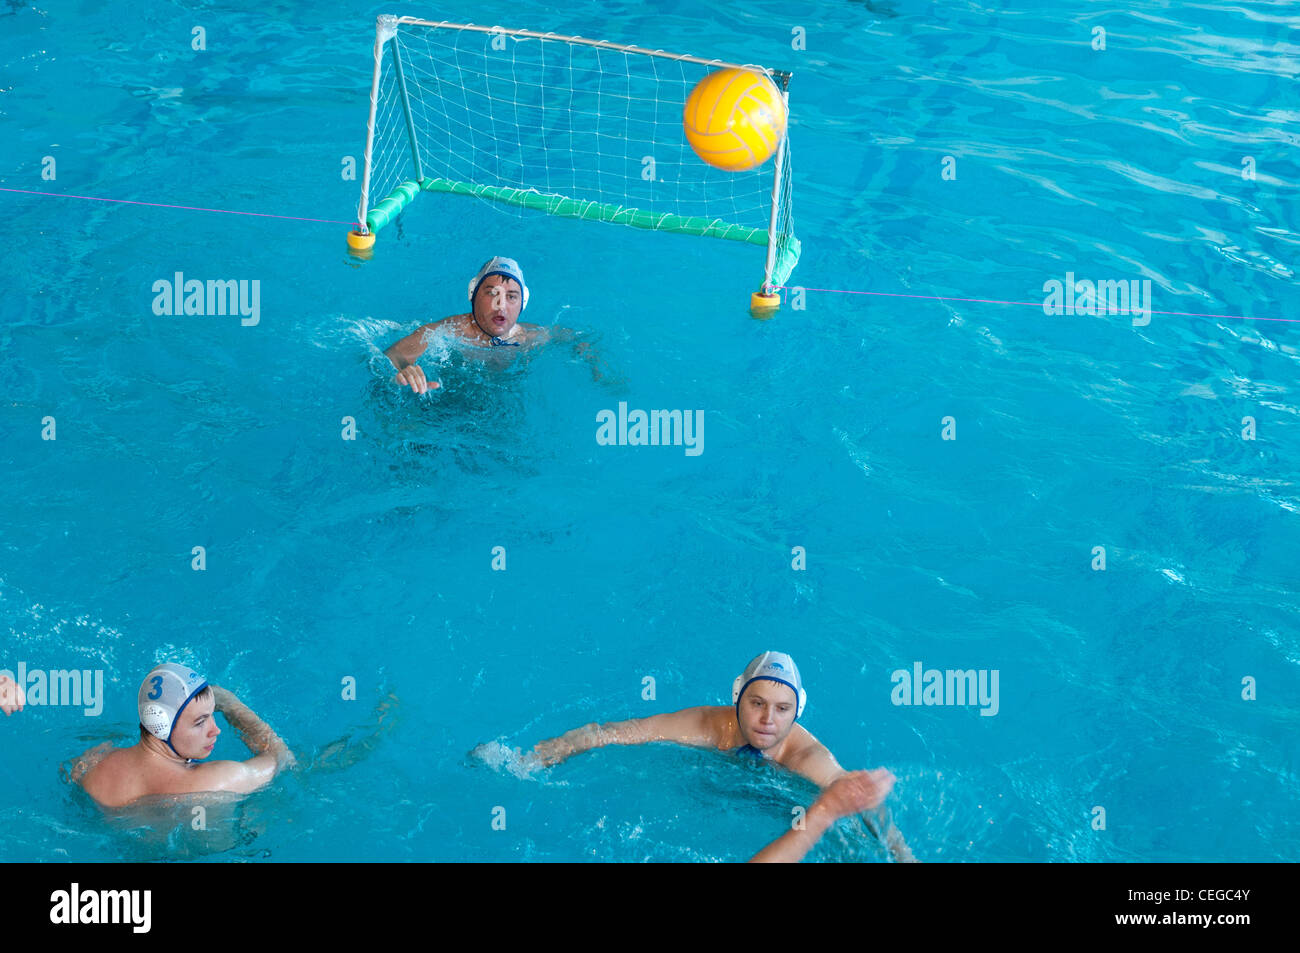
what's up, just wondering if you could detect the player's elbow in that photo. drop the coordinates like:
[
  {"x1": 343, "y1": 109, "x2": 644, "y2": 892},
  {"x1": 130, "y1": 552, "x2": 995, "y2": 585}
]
[{"x1": 234, "y1": 755, "x2": 280, "y2": 793}]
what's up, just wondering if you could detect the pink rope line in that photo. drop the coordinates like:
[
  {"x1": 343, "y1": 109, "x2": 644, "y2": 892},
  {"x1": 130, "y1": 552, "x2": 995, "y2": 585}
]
[
  {"x1": 0, "y1": 187, "x2": 361, "y2": 228},
  {"x1": 775, "y1": 285, "x2": 1297, "y2": 325},
  {"x1": 1, "y1": 187, "x2": 1288, "y2": 324}
]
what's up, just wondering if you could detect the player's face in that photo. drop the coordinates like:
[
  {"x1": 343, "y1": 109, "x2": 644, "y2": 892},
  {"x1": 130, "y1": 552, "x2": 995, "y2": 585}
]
[
  {"x1": 473, "y1": 275, "x2": 523, "y2": 338},
  {"x1": 170, "y1": 694, "x2": 220, "y2": 760},
  {"x1": 738, "y1": 680, "x2": 798, "y2": 751}
]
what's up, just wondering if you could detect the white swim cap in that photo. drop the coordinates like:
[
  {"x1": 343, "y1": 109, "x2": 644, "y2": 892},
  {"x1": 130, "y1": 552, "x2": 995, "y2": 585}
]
[
  {"x1": 468, "y1": 256, "x2": 529, "y2": 311},
  {"x1": 138, "y1": 662, "x2": 209, "y2": 751},
  {"x1": 732, "y1": 651, "x2": 807, "y2": 719}
]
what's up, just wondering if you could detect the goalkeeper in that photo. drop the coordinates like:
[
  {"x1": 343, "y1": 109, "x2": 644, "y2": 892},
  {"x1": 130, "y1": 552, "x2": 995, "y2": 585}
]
[{"x1": 386, "y1": 256, "x2": 550, "y2": 394}]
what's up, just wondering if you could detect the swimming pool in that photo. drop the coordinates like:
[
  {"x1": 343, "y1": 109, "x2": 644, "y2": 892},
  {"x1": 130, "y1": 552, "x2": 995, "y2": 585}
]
[{"x1": 1, "y1": 0, "x2": 1297, "y2": 862}]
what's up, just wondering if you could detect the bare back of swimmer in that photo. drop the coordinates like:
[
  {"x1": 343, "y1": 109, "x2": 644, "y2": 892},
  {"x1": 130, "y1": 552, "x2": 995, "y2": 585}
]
[{"x1": 71, "y1": 664, "x2": 294, "y2": 810}]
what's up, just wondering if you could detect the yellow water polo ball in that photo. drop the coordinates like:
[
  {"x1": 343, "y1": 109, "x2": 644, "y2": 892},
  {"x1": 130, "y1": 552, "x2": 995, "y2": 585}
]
[{"x1": 683, "y1": 68, "x2": 787, "y2": 172}]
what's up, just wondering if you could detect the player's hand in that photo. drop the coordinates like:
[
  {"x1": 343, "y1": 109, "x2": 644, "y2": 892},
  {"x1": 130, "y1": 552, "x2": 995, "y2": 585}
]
[
  {"x1": 210, "y1": 685, "x2": 237, "y2": 713},
  {"x1": 394, "y1": 365, "x2": 439, "y2": 394},
  {"x1": 528, "y1": 736, "x2": 576, "y2": 768},
  {"x1": 819, "y1": 769, "x2": 896, "y2": 818},
  {"x1": 0, "y1": 673, "x2": 24, "y2": 715}
]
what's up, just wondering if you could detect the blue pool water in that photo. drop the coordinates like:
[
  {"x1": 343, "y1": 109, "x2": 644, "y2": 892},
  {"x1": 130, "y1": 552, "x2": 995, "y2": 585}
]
[{"x1": 1, "y1": 0, "x2": 1297, "y2": 862}]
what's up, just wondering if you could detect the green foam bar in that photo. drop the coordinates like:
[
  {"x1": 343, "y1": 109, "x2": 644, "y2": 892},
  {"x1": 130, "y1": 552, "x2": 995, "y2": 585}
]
[
  {"x1": 770, "y1": 234, "x2": 802, "y2": 289},
  {"x1": 365, "y1": 180, "x2": 421, "y2": 233},
  {"x1": 415, "y1": 177, "x2": 770, "y2": 246},
  {"x1": 364, "y1": 177, "x2": 801, "y2": 289}
]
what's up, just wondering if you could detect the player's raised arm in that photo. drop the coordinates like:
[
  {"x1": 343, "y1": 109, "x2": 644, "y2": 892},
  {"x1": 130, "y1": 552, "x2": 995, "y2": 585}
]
[
  {"x1": 186, "y1": 686, "x2": 296, "y2": 797},
  {"x1": 212, "y1": 685, "x2": 296, "y2": 770}
]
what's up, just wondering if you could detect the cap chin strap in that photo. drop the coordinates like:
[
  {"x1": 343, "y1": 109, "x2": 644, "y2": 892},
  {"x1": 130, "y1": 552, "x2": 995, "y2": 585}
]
[
  {"x1": 164, "y1": 681, "x2": 209, "y2": 763},
  {"x1": 163, "y1": 732, "x2": 191, "y2": 763},
  {"x1": 164, "y1": 739, "x2": 193, "y2": 764},
  {"x1": 145, "y1": 732, "x2": 191, "y2": 765}
]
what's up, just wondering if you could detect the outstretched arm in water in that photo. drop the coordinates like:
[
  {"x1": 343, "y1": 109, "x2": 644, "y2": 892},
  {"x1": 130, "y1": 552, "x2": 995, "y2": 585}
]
[
  {"x1": 528, "y1": 707, "x2": 718, "y2": 767},
  {"x1": 311, "y1": 692, "x2": 401, "y2": 772},
  {"x1": 544, "y1": 326, "x2": 619, "y2": 385}
]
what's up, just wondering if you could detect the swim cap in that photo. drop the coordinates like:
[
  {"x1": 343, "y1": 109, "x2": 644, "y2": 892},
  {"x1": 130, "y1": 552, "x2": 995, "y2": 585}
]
[
  {"x1": 138, "y1": 663, "x2": 209, "y2": 752},
  {"x1": 468, "y1": 256, "x2": 529, "y2": 311},
  {"x1": 732, "y1": 651, "x2": 807, "y2": 719}
]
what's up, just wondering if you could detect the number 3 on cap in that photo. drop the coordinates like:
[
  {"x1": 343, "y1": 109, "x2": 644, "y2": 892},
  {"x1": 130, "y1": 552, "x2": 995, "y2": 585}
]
[{"x1": 148, "y1": 675, "x2": 164, "y2": 700}]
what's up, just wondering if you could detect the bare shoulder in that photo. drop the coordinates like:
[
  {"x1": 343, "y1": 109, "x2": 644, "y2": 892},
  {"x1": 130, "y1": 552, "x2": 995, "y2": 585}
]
[
  {"x1": 778, "y1": 724, "x2": 845, "y2": 786},
  {"x1": 78, "y1": 747, "x2": 145, "y2": 807},
  {"x1": 784, "y1": 724, "x2": 823, "y2": 755},
  {"x1": 695, "y1": 705, "x2": 741, "y2": 749},
  {"x1": 628, "y1": 705, "x2": 727, "y2": 747},
  {"x1": 185, "y1": 755, "x2": 277, "y2": 795}
]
